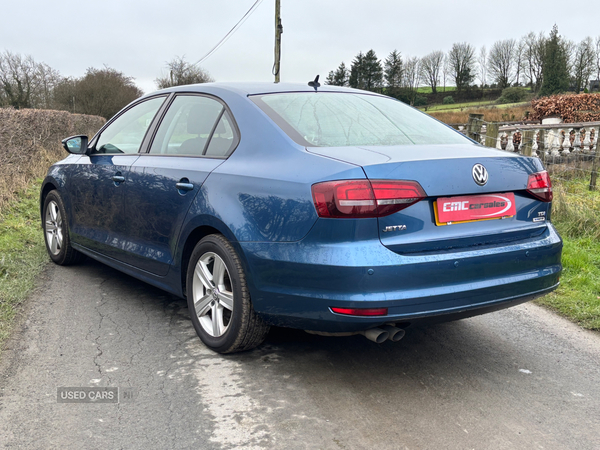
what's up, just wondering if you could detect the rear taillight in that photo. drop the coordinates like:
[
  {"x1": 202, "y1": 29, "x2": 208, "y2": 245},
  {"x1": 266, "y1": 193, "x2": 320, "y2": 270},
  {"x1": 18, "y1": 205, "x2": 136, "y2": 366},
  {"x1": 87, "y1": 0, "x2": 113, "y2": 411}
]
[
  {"x1": 527, "y1": 171, "x2": 553, "y2": 202},
  {"x1": 331, "y1": 307, "x2": 388, "y2": 316},
  {"x1": 311, "y1": 179, "x2": 426, "y2": 218}
]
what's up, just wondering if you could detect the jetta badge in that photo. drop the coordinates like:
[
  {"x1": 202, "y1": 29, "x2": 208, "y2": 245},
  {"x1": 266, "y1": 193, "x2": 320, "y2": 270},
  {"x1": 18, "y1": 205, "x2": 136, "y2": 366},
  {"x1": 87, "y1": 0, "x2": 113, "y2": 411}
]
[
  {"x1": 472, "y1": 164, "x2": 488, "y2": 186},
  {"x1": 382, "y1": 225, "x2": 407, "y2": 232}
]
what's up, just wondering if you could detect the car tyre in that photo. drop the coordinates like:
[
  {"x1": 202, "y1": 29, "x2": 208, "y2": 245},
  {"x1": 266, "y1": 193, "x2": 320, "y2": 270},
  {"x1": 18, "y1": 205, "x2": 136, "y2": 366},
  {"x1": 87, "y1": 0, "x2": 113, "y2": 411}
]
[
  {"x1": 186, "y1": 234, "x2": 269, "y2": 353},
  {"x1": 42, "y1": 190, "x2": 86, "y2": 265}
]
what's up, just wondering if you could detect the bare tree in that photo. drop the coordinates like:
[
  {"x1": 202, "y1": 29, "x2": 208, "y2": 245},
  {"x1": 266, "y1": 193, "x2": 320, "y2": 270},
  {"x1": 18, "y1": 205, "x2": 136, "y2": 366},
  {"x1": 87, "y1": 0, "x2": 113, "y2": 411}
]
[
  {"x1": 0, "y1": 51, "x2": 37, "y2": 108},
  {"x1": 442, "y1": 56, "x2": 449, "y2": 92},
  {"x1": 155, "y1": 56, "x2": 214, "y2": 89},
  {"x1": 419, "y1": 51, "x2": 444, "y2": 94},
  {"x1": 35, "y1": 63, "x2": 62, "y2": 109},
  {"x1": 477, "y1": 45, "x2": 488, "y2": 87},
  {"x1": 522, "y1": 32, "x2": 546, "y2": 92},
  {"x1": 595, "y1": 36, "x2": 600, "y2": 89},
  {"x1": 52, "y1": 77, "x2": 77, "y2": 113},
  {"x1": 488, "y1": 39, "x2": 516, "y2": 89},
  {"x1": 572, "y1": 37, "x2": 595, "y2": 92},
  {"x1": 447, "y1": 43, "x2": 476, "y2": 93},
  {"x1": 514, "y1": 40, "x2": 526, "y2": 86},
  {"x1": 0, "y1": 51, "x2": 65, "y2": 109},
  {"x1": 403, "y1": 56, "x2": 420, "y2": 104},
  {"x1": 564, "y1": 39, "x2": 576, "y2": 67},
  {"x1": 594, "y1": 36, "x2": 600, "y2": 89}
]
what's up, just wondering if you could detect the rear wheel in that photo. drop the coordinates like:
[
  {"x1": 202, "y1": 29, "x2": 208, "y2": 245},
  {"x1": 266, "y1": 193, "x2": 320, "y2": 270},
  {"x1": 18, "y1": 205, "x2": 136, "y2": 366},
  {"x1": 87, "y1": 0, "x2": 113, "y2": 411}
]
[
  {"x1": 186, "y1": 234, "x2": 269, "y2": 353},
  {"x1": 42, "y1": 191, "x2": 85, "y2": 265}
]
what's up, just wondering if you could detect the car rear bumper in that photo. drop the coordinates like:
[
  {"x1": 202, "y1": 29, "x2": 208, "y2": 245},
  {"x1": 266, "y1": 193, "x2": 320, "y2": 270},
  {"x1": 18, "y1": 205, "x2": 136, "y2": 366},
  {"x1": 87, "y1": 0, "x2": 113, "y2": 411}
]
[{"x1": 239, "y1": 223, "x2": 562, "y2": 332}]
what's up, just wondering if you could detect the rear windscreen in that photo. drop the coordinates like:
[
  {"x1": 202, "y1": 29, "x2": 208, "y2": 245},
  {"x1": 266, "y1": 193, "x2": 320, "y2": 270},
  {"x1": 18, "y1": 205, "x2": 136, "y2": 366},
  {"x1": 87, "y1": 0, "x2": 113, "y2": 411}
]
[{"x1": 250, "y1": 92, "x2": 470, "y2": 147}]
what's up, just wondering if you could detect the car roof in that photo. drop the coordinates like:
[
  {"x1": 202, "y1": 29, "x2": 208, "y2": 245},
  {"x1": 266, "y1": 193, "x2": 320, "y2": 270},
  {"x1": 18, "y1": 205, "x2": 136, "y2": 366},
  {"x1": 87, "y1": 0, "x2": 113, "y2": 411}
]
[{"x1": 146, "y1": 82, "x2": 375, "y2": 98}]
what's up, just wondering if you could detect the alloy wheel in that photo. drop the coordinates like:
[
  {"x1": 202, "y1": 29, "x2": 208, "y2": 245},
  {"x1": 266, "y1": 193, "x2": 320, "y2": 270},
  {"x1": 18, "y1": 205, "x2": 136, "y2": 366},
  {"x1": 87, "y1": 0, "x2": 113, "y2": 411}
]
[
  {"x1": 45, "y1": 200, "x2": 63, "y2": 256},
  {"x1": 192, "y1": 252, "x2": 234, "y2": 337}
]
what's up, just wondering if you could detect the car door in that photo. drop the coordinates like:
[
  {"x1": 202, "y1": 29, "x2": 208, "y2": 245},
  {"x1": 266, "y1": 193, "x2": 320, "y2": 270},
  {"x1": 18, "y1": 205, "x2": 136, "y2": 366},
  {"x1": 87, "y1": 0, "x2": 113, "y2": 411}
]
[
  {"x1": 68, "y1": 96, "x2": 167, "y2": 260},
  {"x1": 119, "y1": 94, "x2": 239, "y2": 275}
]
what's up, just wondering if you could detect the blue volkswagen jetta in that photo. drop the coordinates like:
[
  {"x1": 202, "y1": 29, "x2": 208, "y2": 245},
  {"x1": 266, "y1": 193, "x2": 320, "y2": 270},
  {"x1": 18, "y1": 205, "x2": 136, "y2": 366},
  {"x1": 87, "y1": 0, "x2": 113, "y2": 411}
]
[{"x1": 41, "y1": 82, "x2": 562, "y2": 353}]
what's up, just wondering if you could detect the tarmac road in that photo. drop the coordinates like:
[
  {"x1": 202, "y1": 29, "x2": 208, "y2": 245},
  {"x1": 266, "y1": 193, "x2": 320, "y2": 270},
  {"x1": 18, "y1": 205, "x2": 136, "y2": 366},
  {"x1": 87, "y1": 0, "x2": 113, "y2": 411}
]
[{"x1": 0, "y1": 258, "x2": 598, "y2": 449}]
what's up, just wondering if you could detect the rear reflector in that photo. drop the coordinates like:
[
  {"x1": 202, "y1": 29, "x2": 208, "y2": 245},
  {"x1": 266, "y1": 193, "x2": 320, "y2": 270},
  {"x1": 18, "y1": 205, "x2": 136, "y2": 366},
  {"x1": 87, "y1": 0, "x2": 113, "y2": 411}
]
[
  {"x1": 331, "y1": 307, "x2": 388, "y2": 316},
  {"x1": 527, "y1": 171, "x2": 553, "y2": 202},
  {"x1": 312, "y1": 179, "x2": 426, "y2": 218}
]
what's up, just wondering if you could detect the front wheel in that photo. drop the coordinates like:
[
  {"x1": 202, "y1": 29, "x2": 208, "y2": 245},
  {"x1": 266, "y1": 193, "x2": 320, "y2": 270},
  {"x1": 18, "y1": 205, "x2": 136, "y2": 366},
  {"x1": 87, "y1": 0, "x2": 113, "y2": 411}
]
[
  {"x1": 42, "y1": 191, "x2": 85, "y2": 265},
  {"x1": 186, "y1": 234, "x2": 269, "y2": 353}
]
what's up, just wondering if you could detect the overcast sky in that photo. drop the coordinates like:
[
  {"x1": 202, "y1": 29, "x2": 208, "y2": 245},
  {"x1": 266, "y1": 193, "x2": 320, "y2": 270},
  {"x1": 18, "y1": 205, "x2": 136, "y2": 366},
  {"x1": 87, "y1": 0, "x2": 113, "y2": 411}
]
[{"x1": 2, "y1": 0, "x2": 596, "y2": 94}]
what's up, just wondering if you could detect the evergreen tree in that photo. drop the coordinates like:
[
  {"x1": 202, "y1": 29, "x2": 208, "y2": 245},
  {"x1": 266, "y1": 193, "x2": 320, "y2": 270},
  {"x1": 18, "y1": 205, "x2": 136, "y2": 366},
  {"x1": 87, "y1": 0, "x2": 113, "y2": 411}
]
[
  {"x1": 349, "y1": 52, "x2": 365, "y2": 89},
  {"x1": 539, "y1": 25, "x2": 570, "y2": 96},
  {"x1": 349, "y1": 50, "x2": 382, "y2": 91},
  {"x1": 325, "y1": 62, "x2": 349, "y2": 86},
  {"x1": 384, "y1": 50, "x2": 403, "y2": 98},
  {"x1": 362, "y1": 50, "x2": 383, "y2": 90}
]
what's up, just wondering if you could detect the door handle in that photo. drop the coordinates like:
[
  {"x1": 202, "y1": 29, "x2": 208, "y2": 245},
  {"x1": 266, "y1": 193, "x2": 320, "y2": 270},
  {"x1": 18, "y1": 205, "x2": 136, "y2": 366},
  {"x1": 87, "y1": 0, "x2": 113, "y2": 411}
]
[
  {"x1": 175, "y1": 182, "x2": 194, "y2": 191},
  {"x1": 112, "y1": 175, "x2": 125, "y2": 183}
]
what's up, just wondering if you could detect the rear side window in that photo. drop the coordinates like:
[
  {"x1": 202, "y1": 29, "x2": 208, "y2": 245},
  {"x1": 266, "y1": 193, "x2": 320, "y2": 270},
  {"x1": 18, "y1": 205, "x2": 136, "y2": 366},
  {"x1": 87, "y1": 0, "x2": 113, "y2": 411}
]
[
  {"x1": 251, "y1": 92, "x2": 469, "y2": 147},
  {"x1": 94, "y1": 96, "x2": 166, "y2": 154},
  {"x1": 205, "y1": 111, "x2": 236, "y2": 157},
  {"x1": 149, "y1": 95, "x2": 237, "y2": 157}
]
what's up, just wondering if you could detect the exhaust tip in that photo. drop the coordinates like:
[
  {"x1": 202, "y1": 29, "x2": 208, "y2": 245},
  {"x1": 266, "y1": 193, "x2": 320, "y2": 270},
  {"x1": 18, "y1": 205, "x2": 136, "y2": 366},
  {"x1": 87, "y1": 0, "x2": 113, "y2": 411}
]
[
  {"x1": 382, "y1": 325, "x2": 406, "y2": 342},
  {"x1": 361, "y1": 328, "x2": 389, "y2": 343}
]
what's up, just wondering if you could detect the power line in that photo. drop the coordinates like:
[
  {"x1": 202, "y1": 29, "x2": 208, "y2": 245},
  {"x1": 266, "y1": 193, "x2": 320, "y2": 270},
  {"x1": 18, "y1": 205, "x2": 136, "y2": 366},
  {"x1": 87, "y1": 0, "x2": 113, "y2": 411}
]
[{"x1": 192, "y1": 0, "x2": 264, "y2": 67}]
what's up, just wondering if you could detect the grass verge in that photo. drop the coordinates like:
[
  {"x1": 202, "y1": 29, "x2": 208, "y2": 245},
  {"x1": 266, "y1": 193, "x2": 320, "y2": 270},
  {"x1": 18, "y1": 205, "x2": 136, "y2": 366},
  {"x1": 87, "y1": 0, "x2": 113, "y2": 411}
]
[
  {"x1": 537, "y1": 237, "x2": 600, "y2": 329},
  {"x1": 0, "y1": 180, "x2": 48, "y2": 347},
  {"x1": 536, "y1": 176, "x2": 600, "y2": 330}
]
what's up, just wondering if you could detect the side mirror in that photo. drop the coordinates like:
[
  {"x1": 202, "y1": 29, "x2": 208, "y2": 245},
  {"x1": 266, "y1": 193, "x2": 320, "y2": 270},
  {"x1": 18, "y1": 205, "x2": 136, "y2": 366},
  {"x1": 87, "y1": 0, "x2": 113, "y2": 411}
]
[{"x1": 62, "y1": 135, "x2": 89, "y2": 155}]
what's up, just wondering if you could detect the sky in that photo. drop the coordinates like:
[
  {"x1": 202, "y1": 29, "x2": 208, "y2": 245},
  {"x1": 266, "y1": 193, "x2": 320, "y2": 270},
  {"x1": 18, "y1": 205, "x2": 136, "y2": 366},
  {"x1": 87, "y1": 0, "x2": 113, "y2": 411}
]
[{"x1": 1, "y1": 0, "x2": 596, "y2": 94}]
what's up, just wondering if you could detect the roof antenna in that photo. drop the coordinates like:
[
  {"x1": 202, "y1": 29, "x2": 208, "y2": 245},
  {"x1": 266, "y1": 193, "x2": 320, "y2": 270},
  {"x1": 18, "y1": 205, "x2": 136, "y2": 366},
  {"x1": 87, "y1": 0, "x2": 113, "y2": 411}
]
[{"x1": 308, "y1": 75, "x2": 320, "y2": 91}]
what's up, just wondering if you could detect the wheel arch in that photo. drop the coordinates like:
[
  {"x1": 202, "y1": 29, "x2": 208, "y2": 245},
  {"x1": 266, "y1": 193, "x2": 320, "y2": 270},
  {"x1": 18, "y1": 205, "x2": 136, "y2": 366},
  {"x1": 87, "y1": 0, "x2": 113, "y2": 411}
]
[
  {"x1": 40, "y1": 178, "x2": 59, "y2": 227},
  {"x1": 177, "y1": 219, "x2": 249, "y2": 299}
]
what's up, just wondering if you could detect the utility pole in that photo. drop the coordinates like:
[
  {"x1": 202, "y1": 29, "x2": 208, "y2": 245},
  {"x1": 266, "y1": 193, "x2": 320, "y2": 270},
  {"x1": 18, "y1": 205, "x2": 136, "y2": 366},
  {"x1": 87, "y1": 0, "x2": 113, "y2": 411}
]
[{"x1": 274, "y1": 0, "x2": 282, "y2": 83}]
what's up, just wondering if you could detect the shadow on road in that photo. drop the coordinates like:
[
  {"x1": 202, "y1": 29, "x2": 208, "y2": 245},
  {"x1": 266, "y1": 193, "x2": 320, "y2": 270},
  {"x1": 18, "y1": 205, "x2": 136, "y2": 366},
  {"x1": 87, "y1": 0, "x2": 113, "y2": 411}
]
[
  {"x1": 11, "y1": 257, "x2": 596, "y2": 450},
  {"x1": 78, "y1": 257, "x2": 525, "y2": 382}
]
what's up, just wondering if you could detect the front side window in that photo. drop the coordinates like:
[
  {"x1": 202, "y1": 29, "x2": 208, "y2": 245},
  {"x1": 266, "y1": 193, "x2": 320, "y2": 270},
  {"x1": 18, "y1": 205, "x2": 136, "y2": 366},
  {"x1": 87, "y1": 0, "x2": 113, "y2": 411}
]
[
  {"x1": 149, "y1": 95, "x2": 235, "y2": 157},
  {"x1": 94, "y1": 96, "x2": 165, "y2": 154},
  {"x1": 251, "y1": 92, "x2": 470, "y2": 147}
]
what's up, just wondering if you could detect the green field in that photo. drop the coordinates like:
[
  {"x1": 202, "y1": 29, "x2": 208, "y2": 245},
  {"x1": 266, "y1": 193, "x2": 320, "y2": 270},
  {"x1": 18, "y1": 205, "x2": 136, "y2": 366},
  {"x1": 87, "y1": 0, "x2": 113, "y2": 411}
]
[
  {"x1": 421, "y1": 100, "x2": 529, "y2": 112},
  {"x1": 416, "y1": 86, "x2": 457, "y2": 94}
]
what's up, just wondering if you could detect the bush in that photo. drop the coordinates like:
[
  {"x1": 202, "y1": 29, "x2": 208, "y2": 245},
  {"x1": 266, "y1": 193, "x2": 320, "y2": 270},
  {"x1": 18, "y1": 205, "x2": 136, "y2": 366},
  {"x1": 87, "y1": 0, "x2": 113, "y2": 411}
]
[
  {"x1": 497, "y1": 87, "x2": 529, "y2": 104},
  {"x1": 442, "y1": 95, "x2": 454, "y2": 105},
  {"x1": 414, "y1": 96, "x2": 427, "y2": 106},
  {"x1": 0, "y1": 108, "x2": 105, "y2": 210}
]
